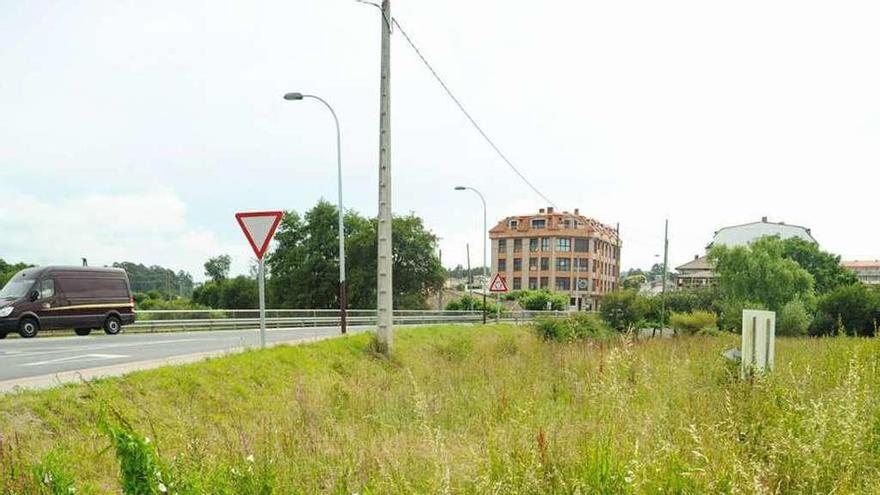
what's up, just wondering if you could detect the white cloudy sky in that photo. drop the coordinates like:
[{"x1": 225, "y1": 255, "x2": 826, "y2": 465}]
[{"x1": 1, "y1": 0, "x2": 878, "y2": 281}]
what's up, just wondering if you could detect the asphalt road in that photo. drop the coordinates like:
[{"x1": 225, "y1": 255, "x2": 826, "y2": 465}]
[{"x1": 0, "y1": 326, "x2": 368, "y2": 388}]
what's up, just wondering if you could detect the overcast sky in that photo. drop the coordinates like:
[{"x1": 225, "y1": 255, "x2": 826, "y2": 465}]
[{"x1": 1, "y1": 0, "x2": 878, "y2": 281}]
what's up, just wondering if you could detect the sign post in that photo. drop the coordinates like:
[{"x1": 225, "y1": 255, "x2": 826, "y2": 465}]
[
  {"x1": 488, "y1": 273, "x2": 508, "y2": 323},
  {"x1": 741, "y1": 309, "x2": 775, "y2": 378},
  {"x1": 236, "y1": 211, "x2": 284, "y2": 349}
]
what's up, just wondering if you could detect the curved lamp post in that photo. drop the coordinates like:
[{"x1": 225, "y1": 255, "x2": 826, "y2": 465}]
[
  {"x1": 455, "y1": 186, "x2": 487, "y2": 325},
  {"x1": 283, "y1": 92, "x2": 347, "y2": 334}
]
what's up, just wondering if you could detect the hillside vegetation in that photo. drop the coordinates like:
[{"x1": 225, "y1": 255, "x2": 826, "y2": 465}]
[{"x1": 2, "y1": 325, "x2": 880, "y2": 493}]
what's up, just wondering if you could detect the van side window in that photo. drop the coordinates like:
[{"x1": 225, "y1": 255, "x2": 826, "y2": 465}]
[{"x1": 40, "y1": 279, "x2": 55, "y2": 299}]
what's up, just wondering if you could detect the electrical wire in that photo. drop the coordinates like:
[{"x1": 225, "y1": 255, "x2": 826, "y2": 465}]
[{"x1": 390, "y1": 16, "x2": 557, "y2": 207}]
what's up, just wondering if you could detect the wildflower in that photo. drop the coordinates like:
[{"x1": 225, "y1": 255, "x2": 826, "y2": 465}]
[
  {"x1": 145, "y1": 437, "x2": 151, "y2": 444},
  {"x1": 246, "y1": 454, "x2": 255, "y2": 463},
  {"x1": 158, "y1": 482, "x2": 167, "y2": 493}
]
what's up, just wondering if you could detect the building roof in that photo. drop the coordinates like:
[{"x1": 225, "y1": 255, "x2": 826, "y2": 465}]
[
  {"x1": 843, "y1": 260, "x2": 880, "y2": 269},
  {"x1": 676, "y1": 255, "x2": 713, "y2": 272},
  {"x1": 709, "y1": 217, "x2": 816, "y2": 248},
  {"x1": 489, "y1": 207, "x2": 620, "y2": 243}
]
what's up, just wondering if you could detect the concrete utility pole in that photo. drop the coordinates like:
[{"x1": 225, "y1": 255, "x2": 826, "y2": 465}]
[
  {"x1": 660, "y1": 219, "x2": 669, "y2": 335},
  {"x1": 375, "y1": 0, "x2": 393, "y2": 353}
]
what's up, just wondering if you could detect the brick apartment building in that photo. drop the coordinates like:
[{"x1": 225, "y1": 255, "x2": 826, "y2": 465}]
[{"x1": 489, "y1": 207, "x2": 621, "y2": 311}]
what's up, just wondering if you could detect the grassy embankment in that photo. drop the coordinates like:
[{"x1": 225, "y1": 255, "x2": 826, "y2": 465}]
[{"x1": 2, "y1": 324, "x2": 880, "y2": 493}]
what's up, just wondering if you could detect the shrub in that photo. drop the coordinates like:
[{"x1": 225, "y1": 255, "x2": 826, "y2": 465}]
[
  {"x1": 445, "y1": 295, "x2": 506, "y2": 315},
  {"x1": 813, "y1": 284, "x2": 880, "y2": 336},
  {"x1": 534, "y1": 312, "x2": 612, "y2": 342},
  {"x1": 599, "y1": 290, "x2": 649, "y2": 332},
  {"x1": 777, "y1": 299, "x2": 811, "y2": 336},
  {"x1": 717, "y1": 299, "x2": 765, "y2": 331},
  {"x1": 670, "y1": 310, "x2": 717, "y2": 335},
  {"x1": 518, "y1": 290, "x2": 567, "y2": 311}
]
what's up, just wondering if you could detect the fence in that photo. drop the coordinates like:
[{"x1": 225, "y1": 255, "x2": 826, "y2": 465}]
[{"x1": 128, "y1": 309, "x2": 567, "y2": 334}]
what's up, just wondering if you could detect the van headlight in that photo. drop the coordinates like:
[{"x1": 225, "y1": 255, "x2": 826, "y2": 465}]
[{"x1": 0, "y1": 306, "x2": 13, "y2": 318}]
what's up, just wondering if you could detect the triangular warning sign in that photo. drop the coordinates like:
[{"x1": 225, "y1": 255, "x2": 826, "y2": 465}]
[
  {"x1": 489, "y1": 273, "x2": 509, "y2": 293},
  {"x1": 236, "y1": 211, "x2": 284, "y2": 260}
]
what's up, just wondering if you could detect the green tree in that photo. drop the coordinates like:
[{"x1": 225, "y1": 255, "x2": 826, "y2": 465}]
[
  {"x1": 813, "y1": 284, "x2": 880, "y2": 336},
  {"x1": 268, "y1": 201, "x2": 444, "y2": 310},
  {"x1": 0, "y1": 259, "x2": 32, "y2": 286},
  {"x1": 710, "y1": 237, "x2": 815, "y2": 312},
  {"x1": 622, "y1": 274, "x2": 647, "y2": 290},
  {"x1": 777, "y1": 298, "x2": 812, "y2": 336},
  {"x1": 204, "y1": 255, "x2": 232, "y2": 283},
  {"x1": 219, "y1": 276, "x2": 258, "y2": 309},
  {"x1": 114, "y1": 262, "x2": 194, "y2": 297},
  {"x1": 779, "y1": 237, "x2": 858, "y2": 295},
  {"x1": 346, "y1": 214, "x2": 445, "y2": 310},
  {"x1": 192, "y1": 281, "x2": 222, "y2": 308},
  {"x1": 600, "y1": 290, "x2": 649, "y2": 332},
  {"x1": 518, "y1": 290, "x2": 568, "y2": 311}
]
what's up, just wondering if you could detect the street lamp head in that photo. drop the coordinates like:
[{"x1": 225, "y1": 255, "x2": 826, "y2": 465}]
[
  {"x1": 283, "y1": 92, "x2": 304, "y2": 101},
  {"x1": 454, "y1": 186, "x2": 466, "y2": 191}
]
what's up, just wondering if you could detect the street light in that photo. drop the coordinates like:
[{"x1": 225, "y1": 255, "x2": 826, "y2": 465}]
[
  {"x1": 283, "y1": 92, "x2": 348, "y2": 334},
  {"x1": 455, "y1": 186, "x2": 487, "y2": 325}
]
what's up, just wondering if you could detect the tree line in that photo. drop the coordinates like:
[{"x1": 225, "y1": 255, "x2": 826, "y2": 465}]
[
  {"x1": 605, "y1": 236, "x2": 879, "y2": 336},
  {"x1": 191, "y1": 200, "x2": 445, "y2": 310}
]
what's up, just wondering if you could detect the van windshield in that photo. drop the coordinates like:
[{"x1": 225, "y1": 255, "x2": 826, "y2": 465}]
[{"x1": 0, "y1": 278, "x2": 34, "y2": 300}]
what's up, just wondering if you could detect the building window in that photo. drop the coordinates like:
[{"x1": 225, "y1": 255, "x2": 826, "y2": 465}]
[
  {"x1": 562, "y1": 218, "x2": 573, "y2": 229},
  {"x1": 575, "y1": 258, "x2": 589, "y2": 272},
  {"x1": 574, "y1": 238, "x2": 589, "y2": 252},
  {"x1": 513, "y1": 238, "x2": 522, "y2": 253},
  {"x1": 529, "y1": 257, "x2": 538, "y2": 271},
  {"x1": 540, "y1": 257, "x2": 549, "y2": 270},
  {"x1": 528, "y1": 277, "x2": 538, "y2": 290},
  {"x1": 541, "y1": 237, "x2": 550, "y2": 251},
  {"x1": 594, "y1": 240, "x2": 599, "y2": 253},
  {"x1": 513, "y1": 277, "x2": 522, "y2": 290},
  {"x1": 555, "y1": 277, "x2": 571, "y2": 291},
  {"x1": 498, "y1": 259, "x2": 507, "y2": 272},
  {"x1": 508, "y1": 219, "x2": 519, "y2": 229},
  {"x1": 531, "y1": 218, "x2": 546, "y2": 229},
  {"x1": 556, "y1": 258, "x2": 571, "y2": 272},
  {"x1": 574, "y1": 277, "x2": 588, "y2": 291},
  {"x1": 529, "y1": 238, "x2": 539, "y2": 252},
  {"x1": 557, "y1": 238, "x2": 571, "y2": 252},
  {"x1": 498, "y1": 239, "x2": 506, "y2": 253},
  {"x1": 540, "y1": 277, "x2": 549, "y2": 289},
  {"x1": 513, "y1": 258, "x2": 522, "y2": 272}
]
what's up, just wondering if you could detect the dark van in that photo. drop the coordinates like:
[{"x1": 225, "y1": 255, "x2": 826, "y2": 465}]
[{"x1": 0, "y1": 266, "x2": 135, "y2": 338}]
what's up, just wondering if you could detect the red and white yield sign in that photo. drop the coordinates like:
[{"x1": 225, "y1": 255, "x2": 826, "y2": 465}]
[
  {"x1": 488, "y1": 273, "x2": 509, "y2": 293},
  {"x1": 235, "y1": 211, "x2": 283, "y2": 260}
]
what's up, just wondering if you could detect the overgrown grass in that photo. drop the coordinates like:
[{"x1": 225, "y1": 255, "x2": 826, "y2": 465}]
[{"x1": 2, "y1": 324, "x2": 880, "y2": 493}]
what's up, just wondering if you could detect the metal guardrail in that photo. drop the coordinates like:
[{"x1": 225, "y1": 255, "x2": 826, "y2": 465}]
[{"x1": 128, "y1": 309, "x2": 567, "y2": 333}]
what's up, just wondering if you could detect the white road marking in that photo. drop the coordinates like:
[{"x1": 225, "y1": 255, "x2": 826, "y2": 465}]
[
  {"x1": 4, "y1": 338, "x2": 209, "y2": 359},
  {"x1": 22, "y1": 353, "x2": 130, "y2": 367}
]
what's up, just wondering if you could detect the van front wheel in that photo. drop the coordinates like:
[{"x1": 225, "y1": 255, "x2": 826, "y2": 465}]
[
  {"x1": 103, "y1": 316, "x2": 122, "y2": 335},
  {"x1": 75, "y1": 328, "x2": 92, "y2": 336},
  {"x1": 18, "y1": 318, "x2": 39, "y2": 338}
]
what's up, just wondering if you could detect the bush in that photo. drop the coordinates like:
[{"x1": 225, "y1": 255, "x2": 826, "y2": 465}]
[
  {"x1": 777, "y1": 299, "x2": 811, "y2": 336},
  {"x1": 445, "y1": 295, "x2": 506, "y2": 315},
  {"x1": 717, "y1": 299, "x2": 765, "y2": 331},
  {"x1": 534, "y1": 312, "x2": 612, "y2": 342},
  {"x1": 813, "y1": 284, "x2": 880, "y2": 336},
  {"x1": 599, "y1": 290, "x2": 649, "y2": 332},
  {"x1": 518, "y1": 290, "x2": 567, "y2": 311},
  {"x1": 670, "y1": 310, "x2": 717, "y2": 335}
]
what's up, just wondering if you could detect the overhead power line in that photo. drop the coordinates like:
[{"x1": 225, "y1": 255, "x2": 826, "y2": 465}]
[{"x1": 390, "y1": 17, "x2": 557, "y2": 208}]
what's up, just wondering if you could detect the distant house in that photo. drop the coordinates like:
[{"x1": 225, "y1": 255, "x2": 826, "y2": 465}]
[
  {"x1": 675, "y1": 255, "x2": 716, "y2": 289},
  {"x1": 675, "y1": 217, "x2": 816, "y2": 290},
  {"x1": 842, "y1": 260, "x2": 880, "y2": 285},
  {"x1": 709, "y1": 216, "x2": 816, "y2": 249}
]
